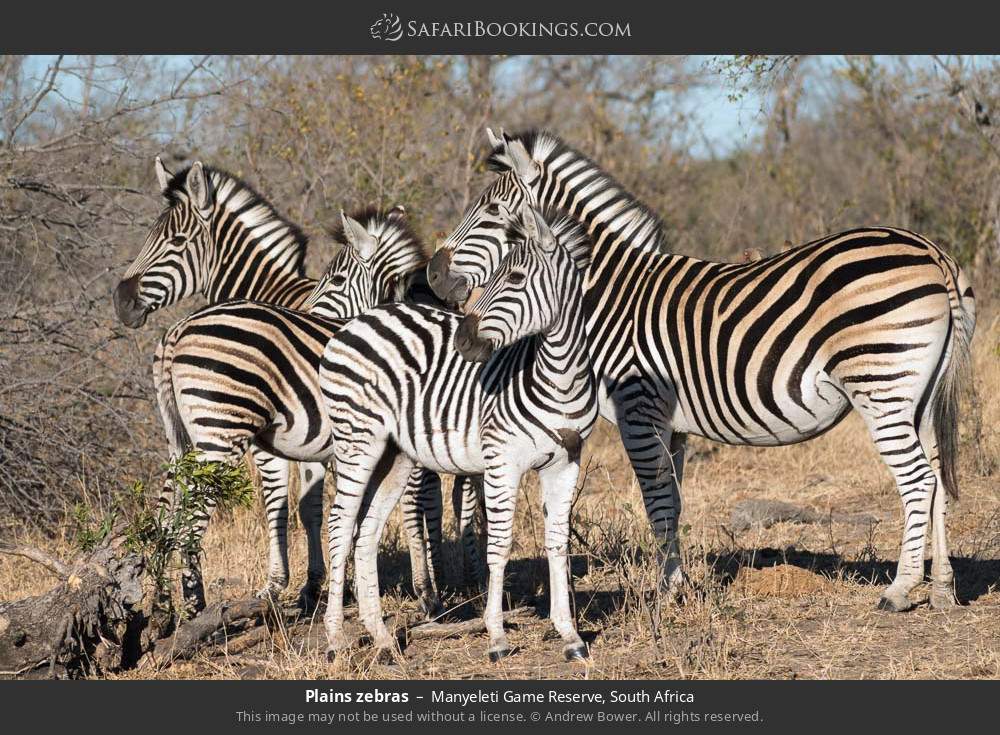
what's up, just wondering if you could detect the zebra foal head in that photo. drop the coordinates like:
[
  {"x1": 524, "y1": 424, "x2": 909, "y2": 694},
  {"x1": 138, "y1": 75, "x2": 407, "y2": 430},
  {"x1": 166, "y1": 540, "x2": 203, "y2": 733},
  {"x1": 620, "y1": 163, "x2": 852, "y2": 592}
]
[
  {"x1": 428, "y1": 128, "x2": 546, "y2": 307},
  {"x1": 114, "y1": 158, "x2": 220, "y2": 327},
  {"x1": 302, "y1": 205, "x2": 426, "y2": 320},
  {"x1": 455, "y1": 204, "x2": 585, "y2": 363}
]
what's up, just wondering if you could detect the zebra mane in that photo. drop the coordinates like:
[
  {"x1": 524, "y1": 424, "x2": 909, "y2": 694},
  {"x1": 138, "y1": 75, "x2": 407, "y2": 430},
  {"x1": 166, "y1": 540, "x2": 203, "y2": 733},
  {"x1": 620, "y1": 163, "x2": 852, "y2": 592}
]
[
  {"x1": 487, "y1": 129, "x2": 668, "y2": 255},
  {"x1": 163, "y1": 166, "x2": 309, "y2": 277},
  {"x1": 505, "y1": 207, "x2": 593, "y2": 272}
]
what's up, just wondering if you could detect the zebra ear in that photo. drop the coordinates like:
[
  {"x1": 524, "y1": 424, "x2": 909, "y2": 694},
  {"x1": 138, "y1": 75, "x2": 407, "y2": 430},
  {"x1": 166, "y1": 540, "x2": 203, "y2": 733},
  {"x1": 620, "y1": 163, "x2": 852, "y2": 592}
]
[
  {"x1": 507, "y1": 138, "x2": 539, "y2": 182},
  {"x1": 341, "y1": 211, "x2": 378, "y2": 262},
  {"x1": 528, "y1": 207, "x2": 557, "y2": 254},
  {"x1": 486, "y1": 127, "x2": 503, "y2": 150},
  {"x1": 388, "y1": 204, "x2": 406, "y2": 219},
  {"x1": 155, "y1": 156, "x2": 172, "y2": 194},
  {"x1": 186, "y1": 162, "x2": 213, "y2": 213},
  {"x1": 520, "y1": 202, "x2": 540, "y2": 241}
]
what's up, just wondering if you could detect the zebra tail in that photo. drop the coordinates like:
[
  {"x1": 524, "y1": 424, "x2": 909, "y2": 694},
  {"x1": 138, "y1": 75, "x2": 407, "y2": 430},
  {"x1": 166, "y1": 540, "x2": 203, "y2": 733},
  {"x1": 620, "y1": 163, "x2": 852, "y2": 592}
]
[
  {"x1": 931, "y1": 257, "x2": 976, "y2": 500},
  {"x1": 154, "y1": 333, "x2": 193, "y2": 456}
]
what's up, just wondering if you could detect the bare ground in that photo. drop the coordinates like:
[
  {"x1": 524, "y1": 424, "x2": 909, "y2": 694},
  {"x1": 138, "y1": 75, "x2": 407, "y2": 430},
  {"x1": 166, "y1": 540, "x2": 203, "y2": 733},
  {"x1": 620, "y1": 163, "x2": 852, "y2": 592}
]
[{"x1": 2, "y1": 317, "x2": 998, "y2": 680}]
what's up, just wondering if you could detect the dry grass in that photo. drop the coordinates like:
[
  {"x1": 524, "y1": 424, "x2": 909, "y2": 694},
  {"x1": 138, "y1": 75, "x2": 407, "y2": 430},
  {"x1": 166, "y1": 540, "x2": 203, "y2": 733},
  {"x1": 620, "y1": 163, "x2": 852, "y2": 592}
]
[{"x1": 2, "y1": 312, "x2": 998, "y2": 681}]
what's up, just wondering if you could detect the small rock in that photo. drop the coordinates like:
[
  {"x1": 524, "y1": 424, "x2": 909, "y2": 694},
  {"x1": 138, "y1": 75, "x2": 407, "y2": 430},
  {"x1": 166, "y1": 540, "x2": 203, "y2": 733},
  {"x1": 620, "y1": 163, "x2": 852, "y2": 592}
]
[
  {"x1": 730, "y1": 499, "x2": 819, "y2": 531},
  {"x1": 730, "y1": 499, "x2": 878, "y2": 532}
]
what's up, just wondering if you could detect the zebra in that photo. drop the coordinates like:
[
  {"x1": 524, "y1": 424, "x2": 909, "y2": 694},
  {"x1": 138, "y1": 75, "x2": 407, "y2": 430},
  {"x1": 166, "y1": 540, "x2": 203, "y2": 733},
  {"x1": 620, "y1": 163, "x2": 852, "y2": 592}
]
[
  {"x1": 151, "y1": 205, "x2": 463, "y2": 616},
  {"x1": 427, "y1": 128, "x2": 977, "y2": 613},
  {"x1": 114, "y1": 162, "x2": 450, "y2": 612},
  {"x1": 115, "y1": 159, "x2": 332, "y2": 607},
  {"x1": 319, "y1": 205, "x2": 598, "y2": 662}
]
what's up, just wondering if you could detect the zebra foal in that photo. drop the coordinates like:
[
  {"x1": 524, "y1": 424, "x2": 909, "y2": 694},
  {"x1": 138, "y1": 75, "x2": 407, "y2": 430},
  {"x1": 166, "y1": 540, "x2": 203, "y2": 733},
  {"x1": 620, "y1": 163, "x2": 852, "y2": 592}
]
[{"x1": 319, "y1": 205, "x2": 597, "y2": 662}]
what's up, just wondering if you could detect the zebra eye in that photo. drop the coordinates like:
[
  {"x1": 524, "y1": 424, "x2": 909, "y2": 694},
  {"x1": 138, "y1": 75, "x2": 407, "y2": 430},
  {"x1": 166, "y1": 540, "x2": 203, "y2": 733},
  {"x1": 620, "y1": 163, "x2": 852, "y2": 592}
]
[
  {"x1": 329, "y1": 274, "x2": 347, "y2": 288},
  {"x1": 485, "y1": 203, "x2": 500, "y2": 216},
  {"x1": 507, "y1": 271, "x2": 526, "y2": 286},
  {"x1": 169, "y1": 235, "x2": 186, "y2": 245}
]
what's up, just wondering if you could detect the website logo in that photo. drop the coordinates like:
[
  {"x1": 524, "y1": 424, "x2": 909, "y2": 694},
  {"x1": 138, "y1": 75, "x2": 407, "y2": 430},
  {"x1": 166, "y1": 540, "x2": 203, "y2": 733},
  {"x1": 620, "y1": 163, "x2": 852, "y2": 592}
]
[{"x1": 370, "y1": 12, "x2": 403, "y2": 41}]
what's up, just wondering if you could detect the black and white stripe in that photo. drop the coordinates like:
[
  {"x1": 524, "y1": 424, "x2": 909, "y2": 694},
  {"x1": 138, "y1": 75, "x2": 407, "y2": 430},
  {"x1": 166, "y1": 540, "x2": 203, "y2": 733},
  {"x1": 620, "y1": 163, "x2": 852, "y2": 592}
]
[
  {"x1": 116, "y1": 159, "x2": 331, "y2": 608},
  {"x1": 320, "y1": 207, "x2": 598, "y2": 661},
  {"x1": 428, "y1": 129, "x2": 977, "y2": 611}
]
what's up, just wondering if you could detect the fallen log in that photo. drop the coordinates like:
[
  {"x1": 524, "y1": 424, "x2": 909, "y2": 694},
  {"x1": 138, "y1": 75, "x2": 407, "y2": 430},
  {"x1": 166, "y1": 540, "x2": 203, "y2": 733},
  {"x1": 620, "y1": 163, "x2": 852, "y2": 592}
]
[
  {"x1": 0, "y1": 528, "x2": 146, "y2": 679},
  {"x1": 142, "y1": 598, "x2": 304, "y2": 666},
  {"x1": 407, "y1": 606, "x2": 534, "y2": 640}
]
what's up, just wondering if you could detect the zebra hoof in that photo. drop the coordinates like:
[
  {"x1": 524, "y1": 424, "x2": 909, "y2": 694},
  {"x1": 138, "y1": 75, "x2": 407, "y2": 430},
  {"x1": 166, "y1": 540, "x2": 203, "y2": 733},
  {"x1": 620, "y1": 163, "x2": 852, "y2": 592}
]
[
  {"x1": 297, "y1": 586, "x2": 322, "y2": 614},
  {"x1": 876, "y1": 594, "x2": 914, "y2": 613},
  {"x1": 563, "y1": 643, "x2": 589, "y2": 662},
  {"x1": 488, "y1": 647, "x2": 514, "y2": 663},
  {"x1": 325, "y1": 648, "x2": 344, "y2": 664},
  {"x1": 420, "y1": 597, "x2": 445, "y2": 621},
  {"x1": 254, "y1": 586, "x2": 282, "y2": 604},
  {"x1": 930, "y1": 588, "x2": 958, "y2": 610}
]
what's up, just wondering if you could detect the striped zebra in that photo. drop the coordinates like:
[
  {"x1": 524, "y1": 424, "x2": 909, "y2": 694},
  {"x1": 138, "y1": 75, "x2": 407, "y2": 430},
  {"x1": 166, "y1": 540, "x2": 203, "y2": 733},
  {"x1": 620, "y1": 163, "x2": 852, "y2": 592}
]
[
  {"x1": 151, "y1": 206, "x2": 460, "y2": 616},
  {"x1": 114, "y1": 159, "x2": 331, "y2": 607},
  {"x1": 320, "y1": 206, "x2": 598, "y2": 662},
  {"x1": 427, "y1": 129, "x2": 977, "y2": 613},
  {"x1": 114, "y1": 161, "x2": 449, "y2": 611}
]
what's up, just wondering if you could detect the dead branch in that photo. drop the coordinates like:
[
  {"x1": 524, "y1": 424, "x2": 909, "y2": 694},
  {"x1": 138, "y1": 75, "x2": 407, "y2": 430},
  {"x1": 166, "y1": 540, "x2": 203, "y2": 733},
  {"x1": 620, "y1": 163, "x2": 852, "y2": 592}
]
[
  {"x1": 0, "y1": 544, "x2": 69, "y2": 579},
  {"x1": 407, "y1": 606, "x2": 534, "y2": 640},
  {"x1": 143, "y1": 597, "x2": 303, "y2": 666}
]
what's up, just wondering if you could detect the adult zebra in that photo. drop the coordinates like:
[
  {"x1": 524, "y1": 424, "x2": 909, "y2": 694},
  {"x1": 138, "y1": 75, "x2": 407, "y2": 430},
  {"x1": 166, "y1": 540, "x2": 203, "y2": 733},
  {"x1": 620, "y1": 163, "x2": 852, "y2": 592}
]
[
  {"x1": 427, "y1": 129, "x2": 976, "y2": 612},
  {"x1": 153, "y1": 206, "x2": 457, "y2": 615},
  {"x1": 320, "y1": 206, "x2": 597, "y2": 662},
  {"x1": 113, "y1": 162, "x2": 447, "y2": 610}
]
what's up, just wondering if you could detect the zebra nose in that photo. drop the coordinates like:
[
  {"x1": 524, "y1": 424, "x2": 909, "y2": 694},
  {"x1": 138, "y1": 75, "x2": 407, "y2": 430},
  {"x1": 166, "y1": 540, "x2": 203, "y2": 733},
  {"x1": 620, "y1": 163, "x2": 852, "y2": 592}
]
[
  {"x1": 455, "y1": 313, "x2": 493, "y2": 363},
  {"x1": 427, "y1": 249, "x2": 470, "y2": 306},
  {"x1": 113, "y1": 276, "x2": 148, "y2": 328}
]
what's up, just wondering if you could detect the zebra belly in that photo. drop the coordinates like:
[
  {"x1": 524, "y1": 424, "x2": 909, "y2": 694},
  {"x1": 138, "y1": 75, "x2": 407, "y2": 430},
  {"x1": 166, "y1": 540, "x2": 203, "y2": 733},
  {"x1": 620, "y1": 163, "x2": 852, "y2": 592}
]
[
  {"x1": 672, "y1": 371, "x2": 851, "y2": 446},
  {"x1": 395, "y1": 427, "x2": 485, "y2": 476}
]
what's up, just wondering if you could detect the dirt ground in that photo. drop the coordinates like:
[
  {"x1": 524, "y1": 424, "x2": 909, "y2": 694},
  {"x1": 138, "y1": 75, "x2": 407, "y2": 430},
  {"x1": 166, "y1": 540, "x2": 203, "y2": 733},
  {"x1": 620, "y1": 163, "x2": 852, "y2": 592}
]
[{"x1": 2, "y1": 316, "x2": 998, "y2": 680}]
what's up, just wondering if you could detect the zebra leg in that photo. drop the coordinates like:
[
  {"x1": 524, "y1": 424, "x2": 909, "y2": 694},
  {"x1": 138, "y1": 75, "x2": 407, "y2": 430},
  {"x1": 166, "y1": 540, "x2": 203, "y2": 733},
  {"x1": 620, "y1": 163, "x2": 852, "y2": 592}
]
[
  {"x1": 538, "y1": 461, "x2": 587, "y2": 661},
  {"x1": 851, "y1": 405, "x2": 936, "y2": 612},
  {"x1": 921, "y1": 425, "x2": 957, "y2": 609},
  {"x1": 250, "y1": 448, "x2": 291, "y2": 601},
  {"x1": 419, "y1": 470, "x2": 446, "y2": 599},
  {"x1": 620, "y1": 407, "x2": 687, "y2": 596},
  {"x1": 297, "y1": 461, "x2": 327, "y2": 611},
  {"x1": 178, "y1": 502, "x2": 215, "y2": 617},
  {"x1": 324, "y1": 437, "x2": 387, "y2": 660},
  {"x1": 399, "y1": 467, "x2": 441, "y2": 618},
  {"x1": 482, "y1": 469, "x2": 520, "y2": 661},
  {"x1": 453, "y1": 475, "x2": 485, "y2": 590},
  {"x1": 354, "y1": 450, "x2": 418, "y2": 660}
]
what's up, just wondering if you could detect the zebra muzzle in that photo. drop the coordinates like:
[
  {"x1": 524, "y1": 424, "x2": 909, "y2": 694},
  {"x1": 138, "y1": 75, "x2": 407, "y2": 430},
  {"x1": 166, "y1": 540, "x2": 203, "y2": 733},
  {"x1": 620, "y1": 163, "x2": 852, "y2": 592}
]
[
  {"x1": 113, "y1": 276, "x2": 149, "y2": 328},
  {"x1": 427, "y1": 248, "x2": 471, "y2": 306},
  {"x1": 455, "y1": 313, "x2": 493, "y2": 363}
]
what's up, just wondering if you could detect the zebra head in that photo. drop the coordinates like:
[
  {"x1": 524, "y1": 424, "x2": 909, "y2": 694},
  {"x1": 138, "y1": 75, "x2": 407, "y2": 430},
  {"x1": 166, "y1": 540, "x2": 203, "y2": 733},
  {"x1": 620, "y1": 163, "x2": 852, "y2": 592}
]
[
  {"x1": 114, "y1": 157, "x2": 216, "y2": 328},
  {"x1": 428, "y1": 127, "x2": 545, "y2": 307},
  {"x1": 303, "y1": 205, "x2": 425, "y2": 320},
  {"x1": 456, "y1": 204, "x2": 582, "y2": 363}
]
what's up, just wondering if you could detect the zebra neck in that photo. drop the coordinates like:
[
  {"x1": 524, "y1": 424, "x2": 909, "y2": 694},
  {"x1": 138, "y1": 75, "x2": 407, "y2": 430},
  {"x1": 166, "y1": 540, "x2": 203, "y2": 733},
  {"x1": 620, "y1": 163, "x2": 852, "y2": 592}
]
[
  {"x1": 204, "y1": 212, "x2": 313, "y2": 307},
  {"x1": 537, "y1": 149, "x2": 664, "y2": 264},
  {"x1": 532, "y1": 294, "x2": 591, "y2": 400}
]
